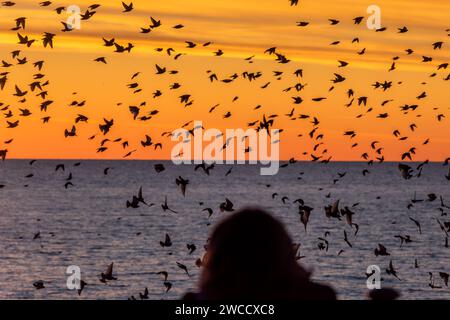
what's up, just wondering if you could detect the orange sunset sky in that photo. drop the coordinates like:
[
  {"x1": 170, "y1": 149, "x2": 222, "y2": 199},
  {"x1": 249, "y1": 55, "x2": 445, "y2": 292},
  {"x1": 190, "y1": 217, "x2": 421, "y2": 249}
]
[{"x1": 0, "y1": 0, "x2": 449, "y2": 161}]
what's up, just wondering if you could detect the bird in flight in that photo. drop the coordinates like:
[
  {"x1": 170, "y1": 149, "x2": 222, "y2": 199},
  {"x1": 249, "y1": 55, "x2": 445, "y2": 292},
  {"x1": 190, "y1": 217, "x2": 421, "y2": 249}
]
[{"x1": 122, "y1": 2, "x2": 133, "y2": 12}]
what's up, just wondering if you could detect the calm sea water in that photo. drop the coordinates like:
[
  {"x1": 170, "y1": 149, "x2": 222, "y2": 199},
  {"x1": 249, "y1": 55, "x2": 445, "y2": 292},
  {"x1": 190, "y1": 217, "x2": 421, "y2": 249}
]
[{"x1": 0, "y1": 160, "x2": 449, "y2": 300}]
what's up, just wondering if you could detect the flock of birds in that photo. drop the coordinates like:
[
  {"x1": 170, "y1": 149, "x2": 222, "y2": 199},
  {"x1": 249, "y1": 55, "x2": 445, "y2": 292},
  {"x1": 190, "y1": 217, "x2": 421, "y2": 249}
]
[{"x1": 0, "y1": 0, "x2": 449, "y2": 299}]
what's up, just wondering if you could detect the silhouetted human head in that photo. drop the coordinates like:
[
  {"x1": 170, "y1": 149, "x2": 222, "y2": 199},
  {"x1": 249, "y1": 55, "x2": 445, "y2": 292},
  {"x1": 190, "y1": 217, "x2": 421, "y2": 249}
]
[
  {"x1": 368, "y1": 288, "x2": 400, "y2": 300},
  {"x1": 196, "y1": 207, "x2": 336, "y2": 300}
]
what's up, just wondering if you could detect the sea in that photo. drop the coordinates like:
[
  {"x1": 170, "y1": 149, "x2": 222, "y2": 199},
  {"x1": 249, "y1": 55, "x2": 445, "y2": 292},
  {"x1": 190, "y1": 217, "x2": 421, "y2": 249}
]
[{"x1": 0, "y1": 160, "x2": 449, "y2": 299}]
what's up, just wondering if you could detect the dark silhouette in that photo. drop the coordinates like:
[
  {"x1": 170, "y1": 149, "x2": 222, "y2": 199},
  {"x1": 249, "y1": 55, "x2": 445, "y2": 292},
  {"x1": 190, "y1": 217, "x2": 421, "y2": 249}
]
[
  {"x1": 368, "y1": 288, "x2": 400, "y2": 300},
  {"x1": 184, "y1": 208, "x2": 336, "y2": 300}
]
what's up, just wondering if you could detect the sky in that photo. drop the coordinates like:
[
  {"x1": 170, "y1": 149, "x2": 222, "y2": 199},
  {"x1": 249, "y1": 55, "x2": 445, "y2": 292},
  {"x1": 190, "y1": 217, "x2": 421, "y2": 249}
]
[{"x1": 0, "y1": 0, "x2": 449, "y2": 161}]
